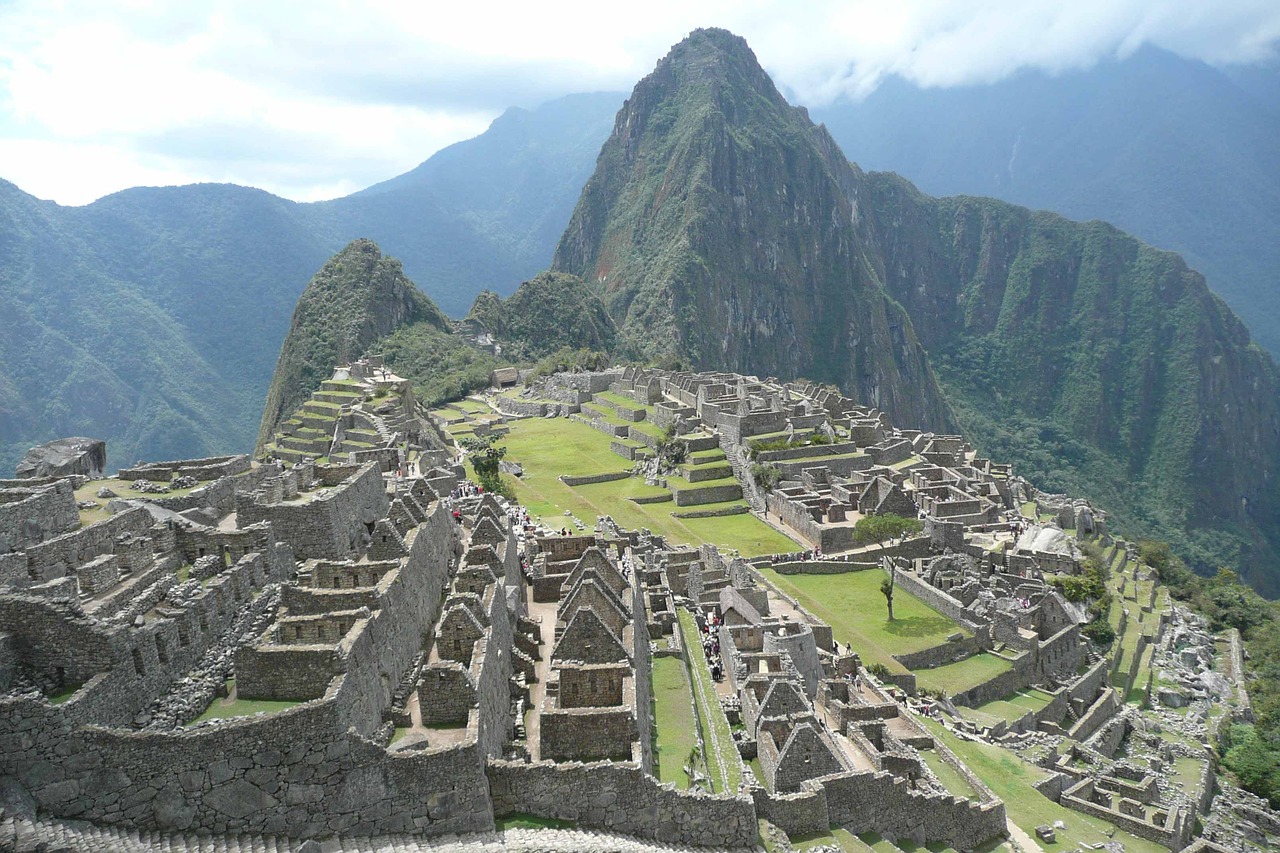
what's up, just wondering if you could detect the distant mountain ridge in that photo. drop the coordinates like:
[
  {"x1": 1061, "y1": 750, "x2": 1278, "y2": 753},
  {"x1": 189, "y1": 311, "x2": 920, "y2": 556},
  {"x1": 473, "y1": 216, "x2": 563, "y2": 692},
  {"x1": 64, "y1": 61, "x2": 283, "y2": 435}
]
[
  {"x1": 811, "y1": 46, "x2": 1280, "y2": 355},
  {"x1": 0, "y1": 93, "x2": 621, "y2": 473}
]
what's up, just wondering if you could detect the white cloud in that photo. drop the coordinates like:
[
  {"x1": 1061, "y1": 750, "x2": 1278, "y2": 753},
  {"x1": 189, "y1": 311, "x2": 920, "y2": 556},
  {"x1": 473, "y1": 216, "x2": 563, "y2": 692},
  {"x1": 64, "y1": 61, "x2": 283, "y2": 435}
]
[{"x1": 0, "y1": 0, "x2": 1277, "y2": 205}]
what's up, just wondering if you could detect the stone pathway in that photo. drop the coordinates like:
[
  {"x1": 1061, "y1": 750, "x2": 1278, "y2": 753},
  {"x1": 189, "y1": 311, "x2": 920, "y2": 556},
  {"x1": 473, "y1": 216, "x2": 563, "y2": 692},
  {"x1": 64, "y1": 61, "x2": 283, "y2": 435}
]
[
  {"x1": 1004, "y1": 819, "x2": 1045, "y2": 853},
  {"x1": 0, "y1": 815, "x2": 760, "y2": 853},
  {"x1": 522, "y1": 592, "x2": 559, "y2": 761}
]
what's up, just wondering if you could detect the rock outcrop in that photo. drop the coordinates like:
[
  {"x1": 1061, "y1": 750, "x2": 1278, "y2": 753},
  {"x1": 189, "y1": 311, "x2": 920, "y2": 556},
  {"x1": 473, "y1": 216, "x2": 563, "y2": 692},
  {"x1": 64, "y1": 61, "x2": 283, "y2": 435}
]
[{"x1": 15, "y1": 437, "x2": 106, "y2": 479}]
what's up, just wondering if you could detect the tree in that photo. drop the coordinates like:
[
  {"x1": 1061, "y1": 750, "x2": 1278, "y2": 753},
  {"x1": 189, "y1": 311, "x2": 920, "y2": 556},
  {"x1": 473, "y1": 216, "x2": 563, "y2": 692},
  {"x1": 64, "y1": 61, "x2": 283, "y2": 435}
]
[
  {"x1": 854, "y1": 514, "x2": 923, "y2": 551},
  {"x1": 460, "y1": 434, "x2": 509, "y2": 497},
  {"x1": 880, "y1": 566, "x2": 896, "y2": 622}
]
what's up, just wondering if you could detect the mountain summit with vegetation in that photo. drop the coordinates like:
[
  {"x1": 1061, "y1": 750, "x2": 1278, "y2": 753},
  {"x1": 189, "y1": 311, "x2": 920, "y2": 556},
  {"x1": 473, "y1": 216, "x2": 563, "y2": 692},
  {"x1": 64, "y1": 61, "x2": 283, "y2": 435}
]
[
  {"x1": 550, "y1": 28, "x2": 1280, "y2": 591},
  {"x1": 552, "y1": 28, "x2": 951, "y2": 433},
  {"x1": 256, "y1": 239, "x2": 449, "y2": 449}
]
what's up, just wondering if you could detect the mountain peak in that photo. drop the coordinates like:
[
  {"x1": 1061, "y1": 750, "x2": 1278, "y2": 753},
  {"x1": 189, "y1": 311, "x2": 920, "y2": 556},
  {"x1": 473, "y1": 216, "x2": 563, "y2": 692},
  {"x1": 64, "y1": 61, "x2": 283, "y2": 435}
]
[
  {"x1": 255, "y1": 239, "x2": 447, "y2": 450},
  {"x1": 631, "y1": 27, "x2": 785, "y2": 116},
  {"x1": 551, "y1": 32, "x2": 952, "y2": 432}
]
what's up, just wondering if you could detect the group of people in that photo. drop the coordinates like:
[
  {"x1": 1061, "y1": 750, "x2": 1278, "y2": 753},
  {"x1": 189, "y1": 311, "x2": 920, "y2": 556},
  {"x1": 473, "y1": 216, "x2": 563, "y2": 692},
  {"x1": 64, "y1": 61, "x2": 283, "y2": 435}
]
[
  {"x1": 505, "y1": 505, "x2": 534, "y2": 532},
  {"x1": 699, "y1": 613, "x2": 724, "y2": 682},
  {"x1": 450, "y1": 481, "x2": 484, "y2": 501}
]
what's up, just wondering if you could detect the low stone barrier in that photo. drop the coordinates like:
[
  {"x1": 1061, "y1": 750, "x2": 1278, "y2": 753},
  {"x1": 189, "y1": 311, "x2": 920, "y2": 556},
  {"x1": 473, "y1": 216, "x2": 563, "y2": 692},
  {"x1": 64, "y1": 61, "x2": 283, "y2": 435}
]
[
  {"x1": 672, "y1": 505, "x2": 750, "y2": 519},
  {"x1": 629, "y1": 493, "x2": 674, "y2": 505},
  {"x1": 559, "y1": 471, "x2": 633, "y2": 487},
  {"x1": 773, "y1": 560, "x2": 878, "y2": 575},
  {"x1": 894, "y1": 636, "x2": 981, "y2": 671},
  {"x1": 672, "y1": 483, "x2": 742, "y2": 507}
]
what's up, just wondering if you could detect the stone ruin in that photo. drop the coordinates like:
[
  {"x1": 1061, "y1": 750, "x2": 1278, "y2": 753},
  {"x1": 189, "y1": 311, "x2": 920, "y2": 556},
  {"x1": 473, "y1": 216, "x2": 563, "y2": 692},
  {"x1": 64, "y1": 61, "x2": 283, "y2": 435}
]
[{"x1": 1, "y1": 362, "x2": 1267, "y2": 850}]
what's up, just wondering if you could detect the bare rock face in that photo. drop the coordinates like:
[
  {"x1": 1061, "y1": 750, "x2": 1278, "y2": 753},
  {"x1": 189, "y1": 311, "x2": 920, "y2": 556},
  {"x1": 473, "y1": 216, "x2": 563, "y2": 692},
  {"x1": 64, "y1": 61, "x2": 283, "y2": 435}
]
[{"x1": 15, "y1": 437, "x2": 106, "y2": 479}]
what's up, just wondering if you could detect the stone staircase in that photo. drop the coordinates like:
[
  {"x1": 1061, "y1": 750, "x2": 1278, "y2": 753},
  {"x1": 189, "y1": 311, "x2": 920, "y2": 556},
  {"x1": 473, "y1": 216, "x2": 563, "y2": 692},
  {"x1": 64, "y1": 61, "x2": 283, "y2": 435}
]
[{"x1": 720, "y1": 436, "x2": 766, "y2": 512}]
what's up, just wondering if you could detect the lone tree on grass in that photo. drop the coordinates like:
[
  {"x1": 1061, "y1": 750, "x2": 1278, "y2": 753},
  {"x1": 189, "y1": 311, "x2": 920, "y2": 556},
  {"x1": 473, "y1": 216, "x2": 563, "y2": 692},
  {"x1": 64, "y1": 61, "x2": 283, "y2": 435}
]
[{"x1": 854, "y1": 514, "x2": 921, "y2": 622}]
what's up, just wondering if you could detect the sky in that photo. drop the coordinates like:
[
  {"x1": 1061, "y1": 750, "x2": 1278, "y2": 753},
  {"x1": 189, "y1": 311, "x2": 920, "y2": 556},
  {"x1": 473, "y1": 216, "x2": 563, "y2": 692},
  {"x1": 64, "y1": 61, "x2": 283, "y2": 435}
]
[{"x1": 1, "y1": 0, "x2": 1278, "y2": 206}]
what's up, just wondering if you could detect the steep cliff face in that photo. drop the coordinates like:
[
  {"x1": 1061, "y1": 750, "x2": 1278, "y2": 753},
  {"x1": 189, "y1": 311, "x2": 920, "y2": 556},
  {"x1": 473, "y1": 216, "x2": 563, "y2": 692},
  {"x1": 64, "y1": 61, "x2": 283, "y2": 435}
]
[
  {"x1": 859, "y1": 174, "x2": 1280, "y2": 590},
  {"x1": 256, "y1": 239, "x2": 448, "y2": 449},
  {"x1": 552, "y1": 28, "x2": 951, "y2": 432}
]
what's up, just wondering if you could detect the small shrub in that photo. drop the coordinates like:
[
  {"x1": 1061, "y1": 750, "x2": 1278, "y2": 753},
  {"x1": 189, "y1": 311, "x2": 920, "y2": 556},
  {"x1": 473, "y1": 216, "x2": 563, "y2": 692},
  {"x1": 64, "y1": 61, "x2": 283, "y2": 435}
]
[
  {"x1": 750, "y1": 462, "x2": 781, "y2": 490},
  {"x1": 1081, "y1": 618, "x2": 1116, "y2": 647}
]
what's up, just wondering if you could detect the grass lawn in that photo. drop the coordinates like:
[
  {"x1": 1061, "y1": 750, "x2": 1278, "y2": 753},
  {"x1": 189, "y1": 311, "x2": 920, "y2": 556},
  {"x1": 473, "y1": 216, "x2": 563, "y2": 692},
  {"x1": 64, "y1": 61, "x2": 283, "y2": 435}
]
[
  {"x1": 501, "y1": 417, "x2": 796, "y2": 556},
  {"x1": 967, "y1": 688, "x2": 1057, "y2": 725},
  {"x1": 193, "y1": 694, "x2": 299, "y2": 723},
  {"x1": 1168, "y1": 755, "x2": 1206, "y2": 798},
  {"x1": 759, "y1": 568, "x2": 963, "y2": 674},
  {"x1": 915, "y1": 653, "x2": 1012, "y2": 696},
  {"x1": 919, "y1": 718, "x2": 1170, "y2": 853},
  {"x1": 74, "y1": 477, "x2": 206, "y2": 526},
  {"x1": 918, "y1": 747, "x2": 980, "y2": 799},
  {"x1": 652, "y1": 656, "x2": 699, "y2": 789},
  {"x1": 678, "y1": 609, "x2": 743, "y2": 794}
]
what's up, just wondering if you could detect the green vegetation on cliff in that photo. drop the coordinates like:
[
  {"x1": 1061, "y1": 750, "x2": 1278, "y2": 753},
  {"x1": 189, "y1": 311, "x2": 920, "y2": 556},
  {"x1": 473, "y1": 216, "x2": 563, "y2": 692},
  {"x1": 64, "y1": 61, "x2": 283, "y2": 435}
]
[
  {"x1": 256, "y1": 239, "x2": 449, "y2": 450},
  {"x1": 465, "y1": 272, "x2": 617, "y2": 361},
  {"x1": 861, "y1": 175, "x2": 1280, "y2": 591}
]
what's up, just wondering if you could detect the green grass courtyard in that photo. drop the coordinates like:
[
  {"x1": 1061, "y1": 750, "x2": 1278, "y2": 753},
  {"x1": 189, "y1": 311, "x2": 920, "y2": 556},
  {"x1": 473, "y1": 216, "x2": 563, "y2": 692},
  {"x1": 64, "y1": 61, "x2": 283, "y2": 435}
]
[
  {"x1": 651, "y1": 656, "x2": 699, "y2": 789},
  {"x1": 500, "y1": 416, "x2": 796, "y2": 557}
]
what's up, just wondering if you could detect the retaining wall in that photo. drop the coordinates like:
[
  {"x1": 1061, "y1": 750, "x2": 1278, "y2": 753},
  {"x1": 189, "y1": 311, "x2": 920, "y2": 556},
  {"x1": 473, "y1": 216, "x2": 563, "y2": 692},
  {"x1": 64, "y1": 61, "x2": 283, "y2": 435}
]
[{"x1": 486, "y1": 760, "x2": 758, "y2": 849}]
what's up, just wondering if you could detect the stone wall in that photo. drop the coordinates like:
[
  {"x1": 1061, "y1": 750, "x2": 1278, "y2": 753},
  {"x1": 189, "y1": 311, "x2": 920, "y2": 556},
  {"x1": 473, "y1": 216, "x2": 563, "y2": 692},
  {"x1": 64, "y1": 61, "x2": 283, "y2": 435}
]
[
  {"x1": 539, "y1": 706, "x2": 635, "y2": 762},
  {"x1": 118, "y1": 456, "x2": 250, "y2": 483},
  {"x1": 752, "y1": 786, "x2": 829, "y2": 838},
  {"x1": 21, "y1": 507, "x2": 152, "y2": 584},
  {"x1": 773, "y1": 560, "x2": 879, "y2": 576},
  {"x1": 949, "y1": 658, "x2": 1033, "y2": 707},
  {"x1": 487, "y1": 760, "x2": 758, "y2": 849},
  {"x1": 236, "y1": 463, "x2": 388, "y2": 561},
  {"x1": 559, "y1": 471, "x2": 632, "y2": 487},
  {"x1": 233, "y1": 647, "x2": 338, "y2": 701},
  {"x1": 819, "y1": 770, "x2": 1007, "y2": 850},
  {"x1": 0, "y1": 481, "x2": 80, "y2": 555},
  {"x1": 672, "y1": 483, "x2": 743, "y2": 507},
  {"x1": 329, "y1": 504, "x2": 454, "y2": 736},
  {"x1": 893, "y1": 636, "x2": 982, "y2": 671},
  {"x1": 0, "y1": 683, "x2": 494, "y2": 837}
]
